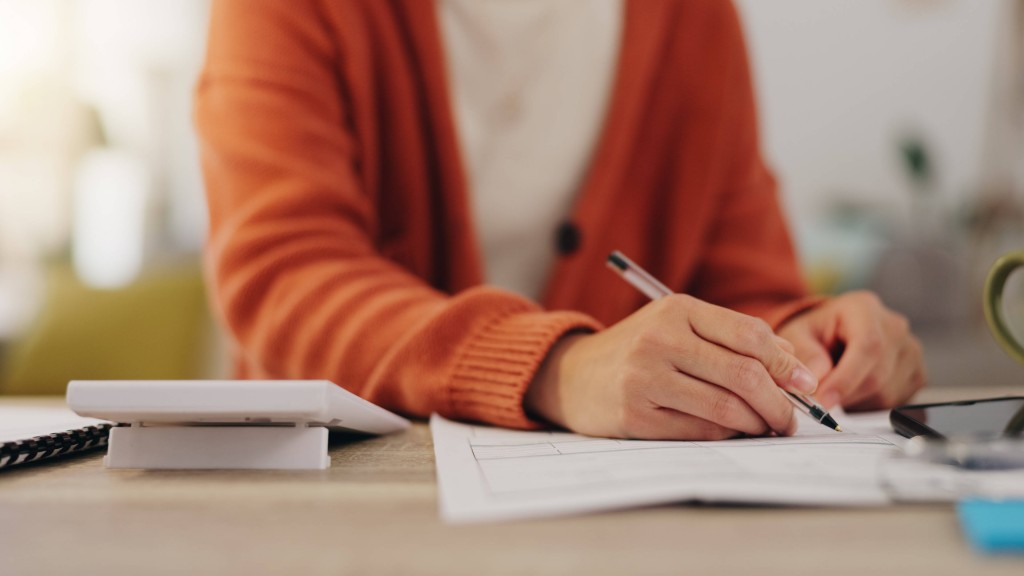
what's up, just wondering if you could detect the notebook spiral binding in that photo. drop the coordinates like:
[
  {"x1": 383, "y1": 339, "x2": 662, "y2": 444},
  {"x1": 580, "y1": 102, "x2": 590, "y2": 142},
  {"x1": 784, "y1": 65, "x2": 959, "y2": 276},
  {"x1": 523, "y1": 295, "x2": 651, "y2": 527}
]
[{"x1": 0, "y1": 423, "x2": 112, "y2": 469}]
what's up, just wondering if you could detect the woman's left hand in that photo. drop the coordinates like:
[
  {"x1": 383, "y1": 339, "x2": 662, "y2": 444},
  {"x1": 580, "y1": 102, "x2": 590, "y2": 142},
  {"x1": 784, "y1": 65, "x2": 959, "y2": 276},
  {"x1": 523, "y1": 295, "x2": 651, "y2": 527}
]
[{"x1": 776, "y1": 291, "x2": 926, "y2": 411}]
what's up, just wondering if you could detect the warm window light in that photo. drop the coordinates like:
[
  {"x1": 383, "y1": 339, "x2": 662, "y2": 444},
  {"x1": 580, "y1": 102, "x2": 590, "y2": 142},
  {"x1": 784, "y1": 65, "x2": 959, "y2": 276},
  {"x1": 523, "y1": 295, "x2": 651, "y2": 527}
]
[{"x1": 72, "y1": 150, "x2": 149, "y2": 289}]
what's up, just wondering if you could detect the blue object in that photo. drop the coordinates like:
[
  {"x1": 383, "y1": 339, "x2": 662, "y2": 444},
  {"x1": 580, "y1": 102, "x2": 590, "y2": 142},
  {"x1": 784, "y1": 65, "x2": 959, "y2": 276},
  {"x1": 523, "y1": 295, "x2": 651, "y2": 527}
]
[{"x1": 958, "y1": 499, "x2": 1024, "y2": 554}]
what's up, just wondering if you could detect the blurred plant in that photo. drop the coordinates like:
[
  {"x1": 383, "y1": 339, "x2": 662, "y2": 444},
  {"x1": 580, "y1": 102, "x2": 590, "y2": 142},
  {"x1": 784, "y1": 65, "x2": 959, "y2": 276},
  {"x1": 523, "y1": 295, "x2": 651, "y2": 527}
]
[
  {"x1": 864, "y1": 132, "x2": 973, "y2": 330},
  {"x1": 901, "y1": 136, "x2": 933, "y2": 191}
]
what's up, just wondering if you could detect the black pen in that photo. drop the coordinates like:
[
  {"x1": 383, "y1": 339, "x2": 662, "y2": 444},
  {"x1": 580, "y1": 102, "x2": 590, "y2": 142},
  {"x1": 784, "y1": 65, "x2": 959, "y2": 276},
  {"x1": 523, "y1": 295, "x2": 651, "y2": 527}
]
[{"x1": 606, "y1": 250, "x2": 842, "y2": 433}]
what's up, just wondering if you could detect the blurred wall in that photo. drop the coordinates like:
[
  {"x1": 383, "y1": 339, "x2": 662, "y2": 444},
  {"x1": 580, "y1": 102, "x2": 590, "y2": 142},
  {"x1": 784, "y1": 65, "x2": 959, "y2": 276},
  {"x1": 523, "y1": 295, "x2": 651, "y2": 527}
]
[
  {"x1": 737, "y1": 0, "x2": 1022, "y2": 297},
  {"x1": 739, "y1": 0, "x2": 1015, "y2": 224},
  {"x1": 0, "y1": 0, "x2": 209, "y2": 335}
]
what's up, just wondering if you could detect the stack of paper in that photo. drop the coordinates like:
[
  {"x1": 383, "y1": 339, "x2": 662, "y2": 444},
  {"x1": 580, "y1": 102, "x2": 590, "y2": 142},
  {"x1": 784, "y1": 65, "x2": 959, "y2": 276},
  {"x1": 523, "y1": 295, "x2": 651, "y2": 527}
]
[{"x1": 431, "y1": 409, "x2": 1024, "y2": 523}]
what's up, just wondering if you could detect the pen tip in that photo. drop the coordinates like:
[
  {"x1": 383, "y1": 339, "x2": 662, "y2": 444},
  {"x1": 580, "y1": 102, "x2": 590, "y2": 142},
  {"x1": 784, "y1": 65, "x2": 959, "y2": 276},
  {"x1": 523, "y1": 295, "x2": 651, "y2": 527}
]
[{"x1": 835, "y1": 426, "x2": 843, "y2": 432}]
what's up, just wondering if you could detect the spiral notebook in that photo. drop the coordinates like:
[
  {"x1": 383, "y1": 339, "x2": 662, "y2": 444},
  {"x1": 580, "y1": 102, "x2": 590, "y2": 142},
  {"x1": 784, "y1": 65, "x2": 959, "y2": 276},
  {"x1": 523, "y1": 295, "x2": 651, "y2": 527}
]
[{"x1": 0, "y1": 405, "x2": 112, "y2": 469}]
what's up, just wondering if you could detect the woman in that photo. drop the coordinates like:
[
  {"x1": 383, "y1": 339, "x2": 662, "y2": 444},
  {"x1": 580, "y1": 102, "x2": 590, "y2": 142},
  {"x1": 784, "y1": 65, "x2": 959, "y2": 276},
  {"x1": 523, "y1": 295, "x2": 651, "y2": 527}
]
[{"x1": 196, "y1": 0, "x2": 925, "y2": 439}]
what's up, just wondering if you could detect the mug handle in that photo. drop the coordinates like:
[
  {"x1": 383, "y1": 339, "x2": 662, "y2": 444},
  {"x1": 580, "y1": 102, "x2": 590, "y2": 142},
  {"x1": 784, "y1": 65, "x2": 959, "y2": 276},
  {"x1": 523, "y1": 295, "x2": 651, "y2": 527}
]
[{"x1": 983, "y1": 253, "x2": 1024, "y2": 366}]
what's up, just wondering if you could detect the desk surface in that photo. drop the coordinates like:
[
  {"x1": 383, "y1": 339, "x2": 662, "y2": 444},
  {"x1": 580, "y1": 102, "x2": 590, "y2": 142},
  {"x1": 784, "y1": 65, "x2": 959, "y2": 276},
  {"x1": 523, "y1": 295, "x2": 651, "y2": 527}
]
[{"x1": 2, "y1": 387, "x2": 1023, "y2": 576}]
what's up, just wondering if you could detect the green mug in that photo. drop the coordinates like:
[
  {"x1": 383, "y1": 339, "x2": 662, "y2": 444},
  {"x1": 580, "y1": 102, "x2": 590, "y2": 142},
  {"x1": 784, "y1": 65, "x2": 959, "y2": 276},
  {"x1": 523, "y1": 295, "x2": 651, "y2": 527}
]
[{"x1": 984, "y1": 252, "x2": 1024, "y2": 365}]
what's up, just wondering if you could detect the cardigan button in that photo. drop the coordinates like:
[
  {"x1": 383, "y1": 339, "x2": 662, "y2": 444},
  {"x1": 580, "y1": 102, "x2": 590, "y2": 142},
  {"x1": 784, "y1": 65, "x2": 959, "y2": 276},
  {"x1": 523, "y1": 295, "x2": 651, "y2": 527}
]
[{"x1": 555, "y1": 221, "x2": 581, "y2": 255}]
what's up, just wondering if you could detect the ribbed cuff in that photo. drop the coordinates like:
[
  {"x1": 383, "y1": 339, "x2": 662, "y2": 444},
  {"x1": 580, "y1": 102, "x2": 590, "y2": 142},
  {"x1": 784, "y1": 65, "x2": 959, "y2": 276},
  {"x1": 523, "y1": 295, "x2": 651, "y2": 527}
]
[{"x1": 445, "y1": 310, "x2": 602, "y2": 430}]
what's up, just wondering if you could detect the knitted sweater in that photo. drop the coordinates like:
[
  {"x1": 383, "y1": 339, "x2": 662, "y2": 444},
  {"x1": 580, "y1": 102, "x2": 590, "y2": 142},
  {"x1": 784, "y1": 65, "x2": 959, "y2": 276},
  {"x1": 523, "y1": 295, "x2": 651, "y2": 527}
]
[{"x1": 196, "y1": 0, "x2": 815, "y2": 429}]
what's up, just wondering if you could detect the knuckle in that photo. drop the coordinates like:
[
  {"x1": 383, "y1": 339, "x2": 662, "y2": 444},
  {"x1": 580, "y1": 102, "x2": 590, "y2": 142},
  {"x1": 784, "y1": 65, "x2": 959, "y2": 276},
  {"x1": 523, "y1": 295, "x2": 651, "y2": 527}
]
[
  {"x1": 752, "y1": 317, "x2": 774, "y2": 337},
  {"x1": 738, "y1": 317, "x2": 773, "y2": 348},
  {"x1": 730, "y1": 357, "x2": 766, "y2": 392},
  {"x1": 708, "y1": 393, "x2": 741, "y2": 424},
  {"x1": 890, "y1": 313, "x2": 911, "y2": 336},
  {"x1": 860, "y1": 329, "x2": 884, "y2": 356}
]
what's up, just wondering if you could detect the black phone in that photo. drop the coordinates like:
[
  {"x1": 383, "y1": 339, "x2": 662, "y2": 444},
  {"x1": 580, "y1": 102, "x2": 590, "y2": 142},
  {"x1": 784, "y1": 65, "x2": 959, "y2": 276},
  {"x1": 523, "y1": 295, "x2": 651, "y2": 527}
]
[{"x1": 890, "y1": 396, "x2": 1024, "y2": 439}]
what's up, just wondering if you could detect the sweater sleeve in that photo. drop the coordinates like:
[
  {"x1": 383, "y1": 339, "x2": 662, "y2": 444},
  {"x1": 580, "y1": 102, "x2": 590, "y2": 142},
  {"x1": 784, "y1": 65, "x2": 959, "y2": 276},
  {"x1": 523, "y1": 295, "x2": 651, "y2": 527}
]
[
  {"x1": 195, "y1": 0, "x2": 601, "y2": 428},
  {"x1": 687, "y1": 2, "x2": 821, "y2": 329}
]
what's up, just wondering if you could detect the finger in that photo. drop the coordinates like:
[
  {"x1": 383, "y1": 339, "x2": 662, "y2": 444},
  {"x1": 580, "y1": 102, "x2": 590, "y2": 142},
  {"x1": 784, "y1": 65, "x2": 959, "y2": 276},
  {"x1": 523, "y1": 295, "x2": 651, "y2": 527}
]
[
  {"x1": 848, "y1": 336, "x2": 923, "y2": 410},
  {"x1": 878, "y1": 315, "x2": 918, "y2": 405},
  {"x1": 774, "y1": 335, "x2": 796, "y2": 355},
  {"x1": 838, "y1": 309, "x2": 909, "y2": 407},
  {"x1": 818, "y1": 312, "x2": 884, "y2": 404},
  {"x1": 782, "y1": 331, "x2": 834, "y2": 381},
  {"x1": 881, "y1": 343, "x2": 917, "y2": 407},
  {"x1": 661, "y1": 337, "x2": 797, "y2": 435},
  {"x1": 621, "y1": 405, "x2": 740, "y2": 441},
  {"x1": 647, "y1": 371, "x2": 780, "y2": 436},
  {"x1": 844, "y1": 355, "x2": 897, "y2": 409},
  {"x1": 686, "y1": 299, "x2": 818, "y2": 394}
]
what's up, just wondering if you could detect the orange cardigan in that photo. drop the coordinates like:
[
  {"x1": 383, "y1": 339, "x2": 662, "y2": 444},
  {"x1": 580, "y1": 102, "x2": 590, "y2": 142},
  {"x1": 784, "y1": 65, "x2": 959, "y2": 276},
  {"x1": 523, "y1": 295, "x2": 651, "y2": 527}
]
[{"x1": 196, "y1": 0, "x2": 814, "y2": 429}]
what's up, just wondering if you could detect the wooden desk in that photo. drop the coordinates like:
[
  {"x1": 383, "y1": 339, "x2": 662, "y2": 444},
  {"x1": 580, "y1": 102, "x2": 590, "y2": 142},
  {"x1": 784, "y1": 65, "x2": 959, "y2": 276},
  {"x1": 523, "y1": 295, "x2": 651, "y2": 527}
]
[{"x1": 1, "y1": 388, "x2": 1022, "y2": 576}]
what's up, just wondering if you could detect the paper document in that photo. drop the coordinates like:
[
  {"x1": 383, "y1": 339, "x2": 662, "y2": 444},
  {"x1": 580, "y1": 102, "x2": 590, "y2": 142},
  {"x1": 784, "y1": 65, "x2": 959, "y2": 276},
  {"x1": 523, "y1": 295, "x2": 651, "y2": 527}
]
[
  {"x1": 0, "y1": 406, "x2": 109, "y2": 443},
  {"x1": 0, "y1": 405, "x2": 112, "y2": 470},
  {"x1": 432, "y1": 409, "x2": 1024, "y2": 523}
]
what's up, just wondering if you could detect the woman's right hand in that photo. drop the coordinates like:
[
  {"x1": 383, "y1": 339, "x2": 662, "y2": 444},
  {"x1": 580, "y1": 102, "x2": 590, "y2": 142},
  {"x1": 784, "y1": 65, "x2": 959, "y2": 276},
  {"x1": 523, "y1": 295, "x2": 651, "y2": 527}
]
[{"x1": 524, "y1": 294, "x2": 819, "y2": 440}]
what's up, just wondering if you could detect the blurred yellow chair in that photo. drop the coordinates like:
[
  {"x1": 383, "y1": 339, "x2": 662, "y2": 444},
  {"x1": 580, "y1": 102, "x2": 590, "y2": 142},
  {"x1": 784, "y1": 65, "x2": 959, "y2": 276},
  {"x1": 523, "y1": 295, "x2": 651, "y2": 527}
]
[{"x1": 0, "y1": 261, "x2": 212, "y2": 395}]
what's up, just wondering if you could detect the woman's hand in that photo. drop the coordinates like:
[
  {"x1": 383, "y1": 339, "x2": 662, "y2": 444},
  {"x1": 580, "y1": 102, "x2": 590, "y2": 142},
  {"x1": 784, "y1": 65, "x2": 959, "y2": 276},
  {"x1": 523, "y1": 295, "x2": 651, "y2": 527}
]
[
  {"x1": 776, "y1": 291, "x2": 926, "y2": 411},
  {"x1": 524, "y1": 294, "x2": 819, "y2": 440}
]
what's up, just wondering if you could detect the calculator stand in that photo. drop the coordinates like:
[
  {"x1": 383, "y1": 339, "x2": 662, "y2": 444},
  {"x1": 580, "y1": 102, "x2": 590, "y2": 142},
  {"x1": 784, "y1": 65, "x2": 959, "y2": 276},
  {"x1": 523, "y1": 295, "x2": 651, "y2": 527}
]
[{"x1": 104, "y1": 424, "x2": 330, "y2": 470}]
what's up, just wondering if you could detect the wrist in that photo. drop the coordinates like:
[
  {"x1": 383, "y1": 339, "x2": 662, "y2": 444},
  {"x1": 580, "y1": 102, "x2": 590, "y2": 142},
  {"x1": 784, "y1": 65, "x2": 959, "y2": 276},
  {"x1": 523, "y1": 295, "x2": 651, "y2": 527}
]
[{"x1": 523, "y1": 332, "x2": 587, "y2": 428}]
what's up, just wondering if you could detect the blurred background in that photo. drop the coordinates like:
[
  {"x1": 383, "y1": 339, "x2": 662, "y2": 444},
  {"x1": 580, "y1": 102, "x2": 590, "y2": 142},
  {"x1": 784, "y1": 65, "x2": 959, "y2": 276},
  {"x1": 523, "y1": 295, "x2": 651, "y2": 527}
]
[{"x1": 0, "y1": 0, "x2": 1021, "y2": 395}]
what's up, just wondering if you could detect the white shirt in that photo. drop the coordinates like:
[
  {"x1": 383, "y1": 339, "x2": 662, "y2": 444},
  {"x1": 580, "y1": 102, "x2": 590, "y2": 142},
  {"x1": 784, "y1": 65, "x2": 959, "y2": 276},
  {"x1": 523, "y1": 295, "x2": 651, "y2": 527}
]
[{"x1": 437, "y1": 0, "x2": 622, "y2": 300}]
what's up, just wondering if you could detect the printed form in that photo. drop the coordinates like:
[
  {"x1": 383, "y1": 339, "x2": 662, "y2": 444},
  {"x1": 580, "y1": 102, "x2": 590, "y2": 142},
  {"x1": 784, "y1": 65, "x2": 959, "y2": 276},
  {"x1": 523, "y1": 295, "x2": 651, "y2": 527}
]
[{"x1": 431, "y1": 409, "x2": 914, "y2": 523}]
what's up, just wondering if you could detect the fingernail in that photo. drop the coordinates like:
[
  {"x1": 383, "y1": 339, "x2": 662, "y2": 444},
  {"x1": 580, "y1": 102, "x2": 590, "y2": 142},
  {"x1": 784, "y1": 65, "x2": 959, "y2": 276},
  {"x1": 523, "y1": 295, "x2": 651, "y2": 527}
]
[{"x1": 789, "y1": 366, "x2": 818, "y2": 394}]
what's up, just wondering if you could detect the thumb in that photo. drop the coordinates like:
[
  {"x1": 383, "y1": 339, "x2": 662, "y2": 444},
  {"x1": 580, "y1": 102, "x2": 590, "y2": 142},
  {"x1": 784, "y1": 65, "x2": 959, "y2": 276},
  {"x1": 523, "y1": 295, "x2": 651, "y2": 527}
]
[
  {"x1": 773, "y1": 335, "x2": 796, "y2": 354},
  {"x1": 760, "y1": 335, "x2": 819, "y2": 396}
]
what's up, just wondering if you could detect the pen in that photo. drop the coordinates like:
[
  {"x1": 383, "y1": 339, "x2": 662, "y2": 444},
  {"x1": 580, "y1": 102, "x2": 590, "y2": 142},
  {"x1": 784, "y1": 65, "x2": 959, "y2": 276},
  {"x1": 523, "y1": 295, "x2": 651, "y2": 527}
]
[{"x1": 606, "y1": 250, "x2": 843, "y2": 433}]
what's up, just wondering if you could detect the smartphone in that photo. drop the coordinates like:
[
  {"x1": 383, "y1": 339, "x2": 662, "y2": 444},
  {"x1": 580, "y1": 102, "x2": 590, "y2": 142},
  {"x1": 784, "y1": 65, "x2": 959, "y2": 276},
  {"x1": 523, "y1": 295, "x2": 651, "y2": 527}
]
[{"x1": 890, "y1": 396, "x2": 1024, "y2": 439}]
